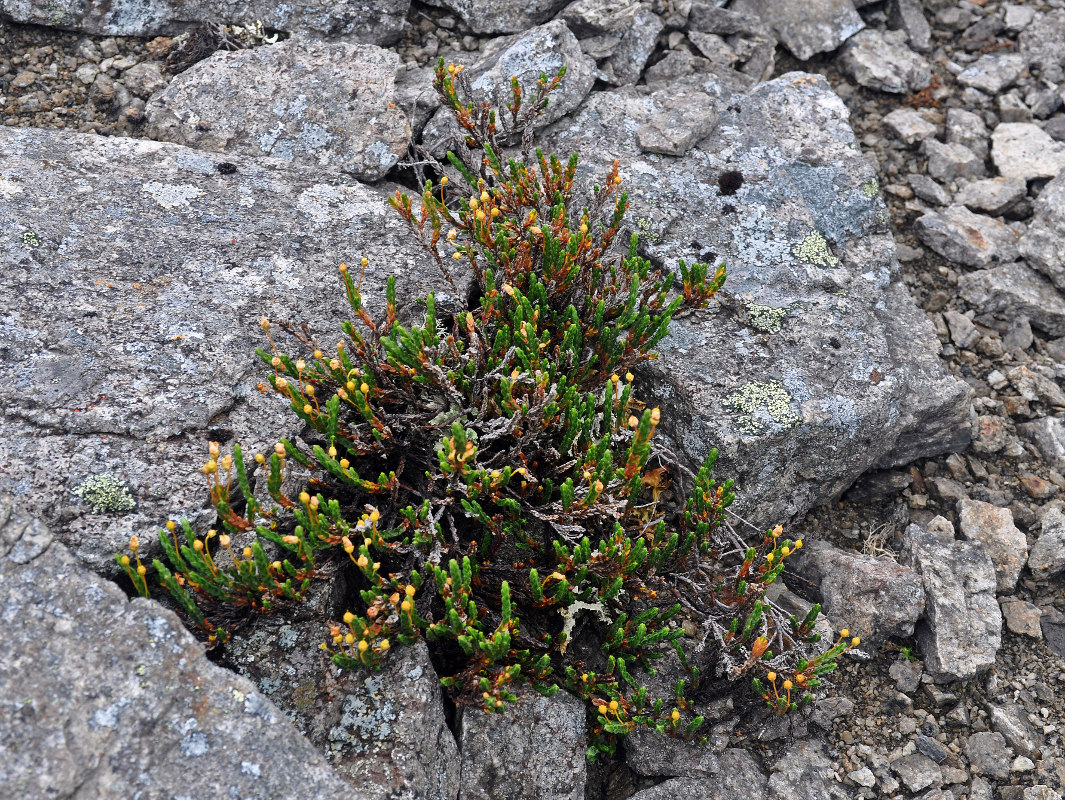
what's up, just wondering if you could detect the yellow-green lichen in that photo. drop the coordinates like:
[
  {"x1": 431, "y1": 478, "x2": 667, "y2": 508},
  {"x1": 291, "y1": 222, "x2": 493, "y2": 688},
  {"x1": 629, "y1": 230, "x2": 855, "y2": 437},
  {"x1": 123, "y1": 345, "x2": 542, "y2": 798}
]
[
  {"x1": 74, "y1": 474, "x2": 136, "y2": 514},
  {"x1": 861, "y1": 178, "x2": 879, "y2": 198},
  {"x1": 724, "y1": 380, "x2": 802, "y2": 434},
  {"x1": 745, "y1": 302, "x2": 787, "y2": 334},
  {"x1": 793, "y1": 231, "x2": 838, "y2": 267},
  {"x1": 632, "y1": 216, "x2": 662, "y2": 244}
]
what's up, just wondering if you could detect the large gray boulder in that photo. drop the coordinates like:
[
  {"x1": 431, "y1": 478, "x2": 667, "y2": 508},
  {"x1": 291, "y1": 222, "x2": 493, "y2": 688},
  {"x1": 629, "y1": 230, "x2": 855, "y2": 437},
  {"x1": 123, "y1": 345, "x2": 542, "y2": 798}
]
[
  {"x1": 900, "y1": 518, "x2": 1002, "y2": 683},
  {"x1": 0, "y1": 501, "x2": 358, "y2": 799},
  {"x1": 145, "y1": 39, "x2": 411, "y2": 182},
  {"x1": 0, "y1": 126, "x2": 452, "y2": 574},
  {"x1": 537, "y1": 72, "x2": 970, "y2": 526},
  {"x1": 0, "y1": 0, "x2": 409, "y2": 43}
]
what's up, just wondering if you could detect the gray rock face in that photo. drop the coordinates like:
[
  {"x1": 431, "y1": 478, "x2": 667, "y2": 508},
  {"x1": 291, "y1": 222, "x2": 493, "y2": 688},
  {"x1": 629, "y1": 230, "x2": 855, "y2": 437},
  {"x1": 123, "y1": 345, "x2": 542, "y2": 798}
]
[
  {"x1": 732, "y1": 0, "x2": 864, "y2": 61},
  {"x1": 947, "y1": 108, "x2": 991, "y2": 160},
  {"x1": 0, "y1": 0, "x2": 408, "y2": 43},
  {"x1": 628, "y1": 757, "x2": 770, "y2": 800},
  {"x1": 882, "y1": 108, "x2": 937, "y2": 145},
  {"x1": 888, "y1": 0, "x2": 931, "y2": 52},
  {"x1": 956, "y1": 177, "x2": 1027, "y2": 216},
  {"x1": 1028, "y1": 504, "x2": 1065, "y2": 581},
  {"x1": 0, "y1": 126, "x2": 451, "y2": 573},
  {"x1": 425, "y1": 0, "x2": 569, "y2": 35},
  {"x1": 626, "y1": 730, "x2": 766, "y2": 784},
  {"x1": 601, "y1": 7, "x2": 664, "y2": 85},
  {"x1": 891, "y1": 753, "x2": 942, "y2": 792},
  {"x1": 840, "y1": 28, "x2": 932, "y2": 93},
  {"x1": 989, "y1": 703, "x2": 1045, "y2": 759},
  {"x1": 767, "y1": 739, "x2": 855, "y2": 799},
  {"x1": 958, "y1": 264, "x2": 1065, "y2": 337},
  {"x1": 457, "y1": 687, "x2": 586, "y2": 800},
  {"x1": 145, "y1": 39, "x2": 410, "y2": 182},
  {"x1": 957, "y1": 54, "x2": 1026, "y2": 94},
  {"x1": 1018, "y1": 417, "x2": 1065, "y2": 470},
  {"x1": 956, "y1": 498, "x2": 1028, "y2": 593},
  {"x1": 1020, "y1": 9, "x2": 1065, "y2": 84},
  {"x1": 1000, "y1": 597, "x2": 1043, "y2": 638},
  {"x1": 795, "y1": 539, "x2": 925, "y2": 650},
  {"x1": 991, "y1": 123, "x2": 1065, "y2": 180},
  {"x1": 537, "y1": 72, "x2": 970, "y2": 528},
  {"x1": 635, "y1": 92, "x2": 719, "y2": 156},
  {"x1": 914, "y1": 205, "x2": 1020, "y2": 268},
  {"x1": 900, "y1": 519, "x2": 1002, "y2": 683},
  {"x1": 423, "y1": 21, "x2": 596, "y2": 151},
  {"x1": 0, "y1": 501, "x2": 357, "y2": 799},
  {"x1": 226, "y1": 623, "x2": 460, "y2": 798},
  {"x1": 966, "y1": 732, "x2": 1012, "y2": 780},
  {"x1": 1020, "y1": 174, "x2": 1065, "y2": 290},
  {"x1": 923, "y1": 139, "x2": 985, "y2": 182}
]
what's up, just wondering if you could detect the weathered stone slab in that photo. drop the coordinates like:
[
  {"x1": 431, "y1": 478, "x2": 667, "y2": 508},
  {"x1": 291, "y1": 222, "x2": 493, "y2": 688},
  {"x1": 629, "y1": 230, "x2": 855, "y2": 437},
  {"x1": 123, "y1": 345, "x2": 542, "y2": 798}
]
[
  {"x1": 537, "y1": 72, "x2": 970, "y2": 526},
  {"x1": 0, "y1": 501, "x2": 358, "y2": 799},
  {"x1": 0, "y1": 0, "x2": 409, "y2": 43},
  {"x1": 424, "y1": 0, "x2": 569, "y2": 35},
  {"x1": 732, "y1": 0, "x2": 864, "y2": 61},
  {"x1": 0, "y1": 127, "x2": 453, "y2": 574},
  {"x1": 145, "y1": 38, "x2": 410, "y2": 182},
  {"x1": 958, "y1": 264, "x2": 1065, "y2": 337},
  {"x1": 914, "y1": 205, "x2": 1019, "y2": 268},
  {"x1": 957, "y1": 498, "x2": 1028, "y2": 593},
  {"x1": 900, "y1": 519, "x2": 1002, "y2": 683},
  {"x1": 840, "y1": 28, "x2": 932, "y2": 93},
  {"x1": 1020, "y1": 173, "x2": 1065, "y2": 290}
]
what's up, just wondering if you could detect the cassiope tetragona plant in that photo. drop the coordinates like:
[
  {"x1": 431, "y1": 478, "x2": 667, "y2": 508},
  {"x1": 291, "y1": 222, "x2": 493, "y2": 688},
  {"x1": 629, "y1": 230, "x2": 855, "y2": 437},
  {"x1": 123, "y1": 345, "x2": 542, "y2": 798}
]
[{"x1": 121, "y1": 60, "x2": 855, "y2": 760}]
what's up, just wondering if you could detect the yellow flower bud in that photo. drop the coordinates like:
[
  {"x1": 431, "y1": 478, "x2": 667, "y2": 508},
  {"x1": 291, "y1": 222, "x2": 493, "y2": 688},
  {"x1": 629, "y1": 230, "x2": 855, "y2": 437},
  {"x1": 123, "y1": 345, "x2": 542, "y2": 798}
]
[
  {"x1": 851, "y1": 637, "x2": 860, "y2": 646},
  {"x1": 405, "y1": 584, "x2": 416, "y2": 597},
  {"x1": 328, "y1": 446, "x2": 337, "y2": 458},
  {"x1": 580, "y1": 222, "x2": 588, "y2": 234},
  {"x1": 303, "y1": 404, "x2": 313, "y2": 415},
  {"x1": 295, "y1": 360, "x2": 306, "y2": 372},
  {"x1": 254, "y1": 452, "x2": 265, "y2": 464},
  {"x1": 469, "y1": 197, "x2": 479, "y2": 210},
  {"x1": 360, "y1": 382, "x2": 369, "y2": 394},
  {"x1": 243, "y1": 547, "x2": 253, "y2": 558},
  {"x1": 840, "y1": 628, "x2": 849, "y2": 638},
  {"x1": 609, "y1": 700, "x2": 618, "y2": 711},
  {"x1": 379, "y1": 640, "x2": 390, "y2": 651},
  {"x1": 166, "y1": 520, "x2": 176, "y2": 531},
  {"x1": 129, "y1": 535, "x2": 140, "y2": 551},
  {"x1": 766, "y1": 552, "x2": 775, "y2": 562},
  {"x1": 120, "y1": 555, "x2": 130, "y2": 567},
  {"x1": 491, "y1": 207, "x2": 500, "y2": 218},
  {"x1": 340, "y1": 459, "x2": 350, "y2": 469},
  {"x1": 219, "y1": 534, "x2": 230, "y2": 547},
  {"x1": 628, "y1": 415, "x2": 639, "y2": 428},
  {"x1": 480, "y1": 190, "x2": 489, "y2": 202},
  {"x1": 625, "y1": 372, "x2": 634, "y2": 382},
  {"x1": 343, "y1": 611, "x2": 355, "y2": 624},
  {"x1": 650, "y1": 407, "x2": 661, "y2": 424},
  {"x1": 339, "y1": 263, "x2": 348, "y2": 273},
  {"x1": 202, "y1": 460, "x2": 217, "y2": 475},
  {"x1": 271, "y1": 561, "x2": 281, "y2": 571},
  {"x1": 440, "y1": 176, "x2": 449, "y2": 185},
  {"x1": 783, "y1": 680, "x2": 793, "y2": 690},
  {"x1": 361, "y1": 257, "x2": 368, "y2": 267},
  {"x1": 137, "y1": 564, "x2": 147, "y2": 576},
  {"x1": 767, "y1": 671, "x2": 777, "y2": 681},
  {"x1": 260, "y1": 316, "x2": 270, "y2": 331},
  {"x1": 276, "y1": 378, "x2": 288, "y2": 390},
  {"x1": 220, "y1": 454, "x2": 232, "y2": 470},
  {"x1": 304, "y1": 384, "x2": 315, "y2": 397},
  {"x1": 671, "y1": 709, "x2": 680, "y2": 722},
  {"x1": 357, "y1": 639, "x2": 368, "y2": 652},
  {"x1": 346, "y1": 633, "x2": 356, "y2": 645},
  {"x1": 299, "y1": 491, "x2": 310, "y2": 504},
  {"x1": 453, "y1": 252, "x2": 463, "y2": 260},
  {"x1": 193, "y1": 540, "x2": 203, "y2": 552}
]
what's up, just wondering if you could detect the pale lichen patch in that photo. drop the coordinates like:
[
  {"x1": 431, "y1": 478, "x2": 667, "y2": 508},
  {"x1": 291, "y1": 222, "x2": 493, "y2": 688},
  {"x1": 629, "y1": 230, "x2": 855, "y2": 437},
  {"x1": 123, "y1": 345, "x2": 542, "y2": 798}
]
[
  {"x1": 793, "y1": 230, "x2": 839, "y2": 267},
  {"x1": 861, "y1": 178, "x2": 879, "y2": 198},
  {"x1": 74, "y1": 473, "x2": 136, "y2": 514},
  {"x1": 724, "y1": 380, "x2": 802, "y2": 434},
  {"x1": 745, "y1": 302, "x2": 788, "y2": 334},
  {"x1": 142, "y1": 181, "x2": 203, "y2": 210}
]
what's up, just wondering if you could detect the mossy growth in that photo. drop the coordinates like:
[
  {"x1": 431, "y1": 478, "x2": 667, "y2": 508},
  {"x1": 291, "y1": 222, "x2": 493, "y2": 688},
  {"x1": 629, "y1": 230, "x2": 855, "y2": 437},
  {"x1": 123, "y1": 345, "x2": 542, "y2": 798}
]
[
  {"x1": 120, "y1": 61, "x2": 854, "y2": 759},
  {"x1": 74, "y1": 474, "x2": 135, "y2": 514}
]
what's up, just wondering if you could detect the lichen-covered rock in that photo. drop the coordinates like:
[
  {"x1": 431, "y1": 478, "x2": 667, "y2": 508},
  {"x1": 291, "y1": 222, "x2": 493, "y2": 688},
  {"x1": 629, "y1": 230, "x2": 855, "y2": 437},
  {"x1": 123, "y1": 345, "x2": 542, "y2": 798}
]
[
  {"x1": 457, "y1": 687, "x2": 586, "y2": 800},
  {"x1": 225, "y1": 621, "x2": 460, "y2": 798},
  {"x1": 538, "y1": 72, "x2": 970, "y2": 527},
  {"x1": 731, "y1": 0, "x2": 864, "y2": 61},
  {"x1": 0, "y1": 501, "x2": 357, "y2": 799},
  {"x1": 900, "y1": 519, "x2": 1002, "y2": 683},
  {"x1": 0, "y1": 0, "x2": 409, "y2": 43},
  {"x1": 0, "y1": 127, "x2": 452, "y2": 574},
  {"x1": 626, "y1": 728, "x2": 766, "y2": 781},
  {"x1": 793, "y1": 539, "x2": 925, "y2": 650},
  {"x1": 145, "y1": 38, "x2": 410, "y2": 182}
]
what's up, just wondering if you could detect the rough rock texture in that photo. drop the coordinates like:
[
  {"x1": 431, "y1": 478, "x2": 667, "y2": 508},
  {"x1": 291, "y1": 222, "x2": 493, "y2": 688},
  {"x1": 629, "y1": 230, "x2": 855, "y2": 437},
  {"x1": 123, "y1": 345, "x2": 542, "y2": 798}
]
[
  {"x1": 957, "y1": 498, "x2": 1028, "y2": 593},
  {"x1": 535, "y1": 73, "x2": 969, "y2": 527},
  {"x1": 225, "y1": 622, "x2": 460, "y2": 798},
  {"x1": 732, "y1": 0, "x2": 864, "y2": 61},
  {"x1": 913, "y1": 205, "x2": 1019, "y2": 268},
  {"x1": 958, "y1": 264, "x2": 1065, "y2": 337},
  {"x1": 900, "y1": 519, "x2": 1002, "y2": 683},
  {"x1": 839, "y1": 28, "x2": 932, "y2": 93},
  {"x1": 0, "y1": 126, "x2": 452, "y2": 574},
  {"x1": 1018, "y1": 417, "x2": 1065, "y2": 470},
  {"x1": 626, "y1": 730, "x2": 767, "y2": 783},
  {"x1": 0, "y1": 500, "x2": 356, "y2": 799},
  {"x1": 422, "y1": 21, "x2": 596, "y2": 151},
  {"x1": 767, "y1": 739, "x2": 855, "y2": 799},
  {"x1": 457, "y1": 687, "x2": 586, "y2": 800},
  {"x1": 957, "y1": 54, "x2": 1026, "y2": 94},
  {"x1": 1028, "y1": 503, "x2": 1065, "y2": 581},
  {"x1": 145, "y1": 39, "x2": 409, "y2": 182},
  {"x1": 956, "y1": 176, "x2": 1027, "y2": 216},
  {"x1": 424, "y1": 0, "x2": 569, "y2": 35},
  {"x1": 0, "y1": 0, "x2": 409, "y2": 43},
  {"x1": 991, "y1": 122, "x2": 1065, "y2": 180},
  {"x1": 793, "y1": 539, "x2": 925, "y2": 649},
  {"x1": 1019, "y1": 173, "x2": 1065, "y2": 290}
]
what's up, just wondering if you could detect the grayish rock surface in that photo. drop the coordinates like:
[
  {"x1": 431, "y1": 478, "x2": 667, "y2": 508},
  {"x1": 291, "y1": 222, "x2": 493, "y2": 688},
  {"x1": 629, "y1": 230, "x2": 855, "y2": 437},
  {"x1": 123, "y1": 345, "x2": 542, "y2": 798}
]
[
  {"x1": 966, "y1": 732, "x2": 1012, "y2": 780},
  {"x1": 226, "y1": 622, "x2": 460, "y2": 798},
  {"x1": 991, "y1": 122, "x2": 1065, "y2": 180},
  {"x1": 457, "y1": 687, "x2": 586, "y2": 800},
  {"x1": 957, "y1": 54, "x2": 1026, "y2": 94},
  {"x1": 795, "y1": 539, "x2": 925, "y2": 650},
  {"x1": 1019, "y1": 9, "x2": 1065, "y2": 84},
  {"x1": 732, "y1": 0, "x2": 863, "y2": 61},
  {"x1": 900, "y1": 519, "x2": 1002, "y2": 683},
  {"x1": 626, "y1": 731, "x2": 766, "y2": 783},
  {"x1": 1019, "y1": 174, "x2": 1065, "y2": 290},
  {"x1": 956, "y1": 498, "x2": 1028, "y2": 593},
  {"x1": 888, "y1": 0, "x2": 931, "y2": 52},
  {"x1": 891, "y1": 753, "x2": 942, "y2": 792},
  {"x1": 0, "y1": 0, "x2": 408, "y2": 43},
  {"x1": 947, "y1": 108, "x2": 991, "y2": 160},
  {"x1": 958, "y1": 264, "x2": 1065, "y2": 337},
  {"x1": 1028, "y1": 503, "x2": 1065, "y2": 581},
  {"x1": 908, "y1": 173, "x2": 952, "y2": 207},
  {"x1": 1018, "y1": 417, "x2": 1065, "y2": 470},
  {"x1": 1000, "y1": 597, "x2": 1043, "y2": 638},
  {"x1": 424, "y1": 0, "x2": 569, "y2": 35},
  {"x1": 0, "y1": 126, "x2": 451, "y2": 573},
  {"x1": 767, "y1": 739, "x2": 855, "y2": 799},
  {"x1": 145, "y1": 39, "x2": 410, "y2": 182},
  {"x1": 840, "y1": 28, "x2": 932, "y2": 93},
  {"x1": 956, "y1": 177, "x2": 1027, "y2": 216},
  {"x1": 601, "y1": 7, "x2": 664, "y2": 85},
  {"x1": 538, "y1": 72, "x2": 970, "y2": 528},
  {"x1": 635, "y1": 92, "x2": 719, "y2": 156},
  {"x1": 923, "y1": 139, "x2": 984, "y2": 182},
  {"x1": 914, "y1": 205, "x2": 1020, "y2": 268},
  {"x1": 0, "y1": 501, "x2": 357, "y2": 799},
  {"x1": 883, "y1": 107, "x2": 937, "y2": 144}
]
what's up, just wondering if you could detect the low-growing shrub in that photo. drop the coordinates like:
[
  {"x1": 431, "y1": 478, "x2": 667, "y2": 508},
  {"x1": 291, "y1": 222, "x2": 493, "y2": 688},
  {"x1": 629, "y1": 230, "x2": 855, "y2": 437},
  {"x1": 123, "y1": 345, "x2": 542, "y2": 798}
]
[{"x1": 119, "y1": 60, "x2": 855, "y2": 759}]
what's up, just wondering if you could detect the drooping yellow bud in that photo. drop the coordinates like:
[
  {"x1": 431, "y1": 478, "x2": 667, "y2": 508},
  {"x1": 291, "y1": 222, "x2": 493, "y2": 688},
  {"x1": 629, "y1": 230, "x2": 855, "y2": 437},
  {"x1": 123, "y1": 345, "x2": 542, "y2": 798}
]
[
  {"x1": 219, "y1": 534, "x2": 230, "y2": 547},
  {"x1": 783, "y1": 680, "x2": 793, "y2": 690},
  {"x1": 480, "y1": 190, "x2": 489, "y2": 202},
  {"x1": 328, "y1": 446, "x2": 337, "y2": 458},
  {"x1": 260, "y1": 317, "x2": 270, "y2": 331},
  {"x1": 379, "y1": 640, "x2": 390, "y2": 650},
  {"x1": 361, "y1": 257, "x2": 368, "y2": 267},
  {"x1": 166, "y1": 520, "x2": 176, "y2": 532},
  {"x1": 625, "y1": 372, "x2": 634, "y2": 382},
  {"x1": 671, "y1": 709, "x2": 680, "y2": 722},
  {"x1": 129, "y1": 535, "x2": 140, "y2": 551},
  {"x1": 276, "y1": 378, "x2": 288, "y2": 390},
  {"x1": 299, "y1": 491, "x2": 311, "y2": 505},
  {"x1": 357, "y1": 639, "x2": 368, "y2": 652},
  {"x1": 137, "y1": 564, "x2": 147, "y2": 576},
  {"x1": 840, "y1": 628, "x2": 849, "y2": 638},
  {"x1": 440, "y1": 176, "x2": 449, "y2": 185},
  {"x1": 343, "y1": 611, "x2": 355, "y2": 624},
  {"x1": 628, "y1": 415, "x2": 639, "y2": 428},
  {"x1": 339, "y1": 263, "x2": 348, "y2": 273},
  {"x1": 340, "y1": 458, "x2": 350, "y2": 469},
  {"x1": 304, "y1": 385, "x2": 315, "y2": 397},
  {"x1": 405, "y1": 584, "x2": 416, "y2": 597},
  {"x1": 193, "y1": 540, "x2": 204, "y2": 552},
  {"x1": 767, "y1": 671, "x2": 777, "y2": 681},
  {"x1": 469, "y1": 197, "x2": 479, "y2": 210},
  {"x1": 650, "y1": 407, "x2": 661, "y2": 424},
  {"x1": 851, "y1": 637, "x2": 860, "y2": 646},
  {"x1": 120, "y1": 555, "x2": 130, "y2": 567},
  {"x1": 243, "y1": 547, "x2": 253, "y2": 558},
  {"x1": 360, "y1": 382, "x2": 369, "y2": 394},
  {"x1": 303, "y1": 404, "x2": 313, "y2": 415}
]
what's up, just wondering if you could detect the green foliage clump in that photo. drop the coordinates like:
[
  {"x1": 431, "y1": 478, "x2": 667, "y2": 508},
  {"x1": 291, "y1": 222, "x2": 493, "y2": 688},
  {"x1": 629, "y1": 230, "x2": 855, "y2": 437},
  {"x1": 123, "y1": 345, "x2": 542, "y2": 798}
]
[{"x1": 121, "y1": 60, "x2": 854, "y2": 758}]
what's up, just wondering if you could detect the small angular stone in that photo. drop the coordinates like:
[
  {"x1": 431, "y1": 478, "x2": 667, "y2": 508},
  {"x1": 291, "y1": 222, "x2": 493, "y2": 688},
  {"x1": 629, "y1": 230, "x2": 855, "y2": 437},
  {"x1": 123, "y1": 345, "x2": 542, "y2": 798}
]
[
  {"x1": 914, "y1": 205, "x2": 1020, "y2": 268},
  {"x1": 957, "y1": 54, "x2": 1026, "y2": 94},
  {"x1": 956, "y1": 177, "x2": 1027, "y2": 216},
  {"x1": 956, "y1": 498, "x2": 1028, "y2": 592},
  {"x1": 731, "y1": 0, "x2": 864, "y2": 61},
  {"x1": 891, "y1": 753, "x2": 943, "y2": 792},
  {"x1": 966, "y1": 732, "x2": 1011, "y2": 780},
  {"x1": 924, "y1": 140, "x2": 985, "y2": 182},
  {"x1": 958, "y1": 264, "x2": 1065, "y2": 337},
  {"x1": 999, "y1": 597, "x2": 1043, "y2": 637},
  {"x1": 888, "y1": 0, "x2": 932, "y2": 52},
  {"x1": 908, "y1": 173, "x2": 952, "y2": 206},
  {"x1": 883, "y1": 108, "x2": 937, "y2": 144},
  {"x1": 992, "y1": 123, "x2": 1065, "y2": 180},
  {"x1": 1020, "y1": 174, "x2": 1065, "y2": 290},
  {"x1": 947, "y1": 108, "x2": 990, "y2": 160},
  {"x1": 1028, "y1": 504, "x2": 1065, "y2": 580},
  {"x1": 840, "y1": 28, "x2": 932, "y2": 93}
]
